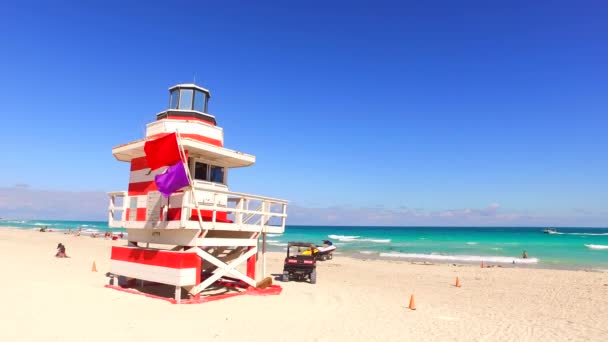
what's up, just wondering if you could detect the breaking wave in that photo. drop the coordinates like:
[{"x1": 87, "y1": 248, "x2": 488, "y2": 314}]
[
  {"x1": 379, "y1": 252, "x2": 539, "y2": 264},
  {"x1": 552, "y1": 232, "x2": 608, "y2": 236},
  {"x1": 585, "y1": 244, "x2": 608, "y2": 250},
  {"x1": 328, "y1": 235, "x2": 360, "y2": 241},
  {"x1": 328, "y1": 234, "x2": 391, "y2": 243}
]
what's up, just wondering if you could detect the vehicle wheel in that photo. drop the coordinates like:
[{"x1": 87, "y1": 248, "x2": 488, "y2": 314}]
[
  {"x1": 319, "y1": 254, "x2": 326, "y2": 261},
  {"x1": 329, "y1": 253, "x2": 333, "y2": 260},
  {"x1": 282, "y1": 271, "x2": 290, "y2": 282},
  {"x1": 310, "y1": 270, "x2": 317, "y2": 284}
]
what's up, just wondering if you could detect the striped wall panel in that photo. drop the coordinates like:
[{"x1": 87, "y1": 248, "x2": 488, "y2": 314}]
[
  {"x1": 146, "y1": 120, "x2": 224, "y2": 146},
  {"x1": 110, "y1": 246, "x2": 201, "y2": 286}
]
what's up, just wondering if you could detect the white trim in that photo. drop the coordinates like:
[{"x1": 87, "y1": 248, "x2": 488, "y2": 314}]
[
  {"x1": 146, "y1": 120, "x2": 223, "y2": 142},
  {"x1": 126, "y1": 228, "x2": 200, "y2": 245},
  {"x1": 169, "y1": 83, "x2": 211, "y2": 94},
  {"x1": 122, "y1": 220, "x2": 285, "y2": 234},
  {"x1": 112, "y1": 139, "x2": 255, "y2": 167},
  {"x1": 195, "y1": 238, "x2": 258, "y2": 247}
]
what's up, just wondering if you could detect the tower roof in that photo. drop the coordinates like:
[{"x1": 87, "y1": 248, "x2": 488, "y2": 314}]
[{"x1": 169, "y1": 83, "x2": 211, "y2": 97}]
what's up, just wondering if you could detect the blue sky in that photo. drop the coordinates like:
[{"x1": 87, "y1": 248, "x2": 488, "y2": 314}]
[{"x1": 0, "y1": 1, "x2": 606, "y2": 226}]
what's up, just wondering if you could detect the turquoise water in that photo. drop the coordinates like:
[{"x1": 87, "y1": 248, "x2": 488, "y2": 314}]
[
  {"x1": 0, "y1": 219, "x2": 115, "y2": 233},
  {"x1": 2, "y1": 219, "x2": 607, "y2": 269}
]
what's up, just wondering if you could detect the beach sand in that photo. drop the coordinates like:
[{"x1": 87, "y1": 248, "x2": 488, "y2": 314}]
[{"x1": 1, "y1": 229, "x2": 607, "y2": 341}]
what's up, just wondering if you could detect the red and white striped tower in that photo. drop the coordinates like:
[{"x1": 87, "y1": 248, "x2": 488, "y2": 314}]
[{"x1": 107, "y1": 84, "x2": 288, "y2": 303}]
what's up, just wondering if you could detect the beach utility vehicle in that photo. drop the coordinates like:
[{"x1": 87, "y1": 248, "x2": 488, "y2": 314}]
[
  {"x1": 299, "y1": 240, "x2": 336, "y2": 261},
  {"x1": 282, "y1": 242, "x2": 317, "y2": 284}
]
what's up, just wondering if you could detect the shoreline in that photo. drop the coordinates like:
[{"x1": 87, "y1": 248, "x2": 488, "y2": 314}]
[{"x1": 6, "y1": 226, "x2": 606, "y2": 272}]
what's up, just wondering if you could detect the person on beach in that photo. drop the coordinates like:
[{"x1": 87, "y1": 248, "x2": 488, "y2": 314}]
[
  {"x1": 522, "y1": 250, "x2": 528, "y2": 259},
  {"x1": 55, "y1": 243, "x2": 68, "y2": 258}
]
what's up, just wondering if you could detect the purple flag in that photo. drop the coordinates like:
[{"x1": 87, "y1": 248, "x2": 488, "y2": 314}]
[{"x1": 154, "y1": 162, "x2": 190, "y2": 197}]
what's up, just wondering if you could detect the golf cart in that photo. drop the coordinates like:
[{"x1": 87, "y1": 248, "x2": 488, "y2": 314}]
[{"x1": 282, "y1": 242, "x2": 317, "y2": 284}]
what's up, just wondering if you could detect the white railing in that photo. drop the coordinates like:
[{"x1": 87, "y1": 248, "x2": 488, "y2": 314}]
[
  {"x1": 107, "y1": 187, "x2": 288, "y2": 232},
  {"x1": 180, "y1": 185, "x2": 288, "y2": 232}
]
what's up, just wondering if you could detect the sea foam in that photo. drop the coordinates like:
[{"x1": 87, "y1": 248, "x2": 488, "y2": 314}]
[
  {"x1": 328, "y1": 234, "x2": 360, "y2": 241},
  {"x1": 553, "y1": 232, "x2": 608, "y2": 236},
  {"x1": 585, "y1": 244, "x2": 608, "y2": 250},
  {"x1": 379, "y1": 252, "x2": 539, "y2": 264},
  {"x1": 360, "y1": 238, "x2": 391, "y2": 243},
  {"x1": 327, "y1": 235, "x2": 391, "y2": 243}
]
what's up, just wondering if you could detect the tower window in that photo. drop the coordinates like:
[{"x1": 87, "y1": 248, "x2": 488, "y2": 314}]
[
  {"x1": 178, "y1": 89, "x2": 194, "y2": 110},
  {"x1": 210, "y1": 166, "x2": 224, "y2": 183},
  {"x1": 191, "y1": 160, "x2": 225, "y2": 184},
  {"x1": 194, "y1": 162, "x2": 208, "y2": 181},
  {"x1": 170, "y1": 89, "x2": 180, "y2": 109},
  {"x1": 194, "y1": 90, "x2": 206, "y2": 112}
]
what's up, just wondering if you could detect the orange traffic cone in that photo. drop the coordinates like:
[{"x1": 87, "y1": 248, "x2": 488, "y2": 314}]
[
  {"x1": 481, "y1": 261, "x2": 485, "y2": 268},
  {"x1": 91, "y1": 261, "x2": 97, "y2": 272},
  {"x1": 408, "y1": 294, "x2": 416, "y2": 310},
  {"x1": 455, "y1": 277, "x2": 461, "y2": 287}
]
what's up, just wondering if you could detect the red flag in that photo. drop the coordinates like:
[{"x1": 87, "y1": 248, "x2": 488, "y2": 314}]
[{"x1": 144, "y1": 133, "x2": 183, "y2": 170}]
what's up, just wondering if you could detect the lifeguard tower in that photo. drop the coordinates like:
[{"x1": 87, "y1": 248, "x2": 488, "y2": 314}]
[{"x1": 106, "y1": 84, "x2": 288, "y2": 303}]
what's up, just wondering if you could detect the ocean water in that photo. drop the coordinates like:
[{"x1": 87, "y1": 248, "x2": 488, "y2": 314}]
[
  {"x1": 0, "y1": 219, "x2": 116, "y2": 234},
  {"x1": 2, "y1": 219, "x2": 607, "y2": 269}
]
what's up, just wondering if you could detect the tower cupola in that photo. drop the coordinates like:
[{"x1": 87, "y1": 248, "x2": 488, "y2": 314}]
[{"x1": 157, "y1": 83, "x2": 216, "y2": 125}]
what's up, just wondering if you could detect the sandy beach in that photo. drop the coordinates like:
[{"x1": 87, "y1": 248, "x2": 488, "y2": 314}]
[{"x1": 1, "y1": 228, "x2": 607, "y2": 342}]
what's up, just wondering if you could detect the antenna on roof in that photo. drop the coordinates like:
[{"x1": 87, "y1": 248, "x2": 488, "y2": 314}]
[{"x1": 193, "y1": 75, "x2": 196, "y2": 84}]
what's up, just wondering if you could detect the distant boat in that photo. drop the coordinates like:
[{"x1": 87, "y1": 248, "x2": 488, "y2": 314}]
[{"x1": 543, "y1": 228, "x2": 558, "y2": 234}]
